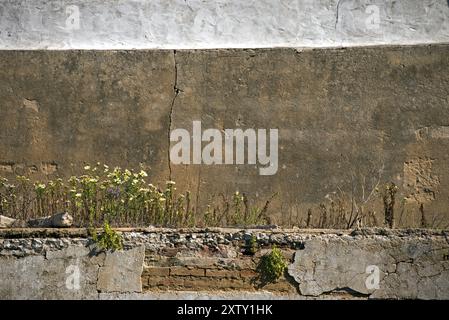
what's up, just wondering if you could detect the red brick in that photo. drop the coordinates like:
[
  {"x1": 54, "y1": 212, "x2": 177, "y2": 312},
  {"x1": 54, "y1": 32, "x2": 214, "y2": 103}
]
[
  {"x1": 262, "y1": 280, "x2": 296, "y2": 293},
  {"x1": 143, "y1": 267, "x2": 170, "y2": 277},
  {"x1": 183, "y1": 278, "x2": 218, "y2": 289},
  {"x1": 182, "y1": 277, "x2": 252, "y2": 290},
  {"x1": 145, "y1": 276, "x2": 185, "y2": 289},
  {"x1": 240, "y1": 269, "x2": 257, "y2": 278},
  {"x1": 170, "y1": 266, "x2": 205, "y2": 276},
  {"x1": 218, "y1": 278, "x2": 254, "y2": 290},
  {"x1": 205, "y1": 269, "x2": 239, "y2": 278}
]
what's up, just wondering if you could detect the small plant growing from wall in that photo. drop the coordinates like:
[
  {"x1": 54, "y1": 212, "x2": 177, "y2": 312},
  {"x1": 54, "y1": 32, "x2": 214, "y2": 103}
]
[
  {"x1": 256, "y1": 245, "x2": 287, "y2": 285},
  {"x1": 242, "y1": 234, "x2": 258, "y2": 255},
  {"x1": 92, "y1": 221, "x2": 123, "y2": 251},
  {"x1": 383, "y1": 182, "x2": 398, "y2": 228}
]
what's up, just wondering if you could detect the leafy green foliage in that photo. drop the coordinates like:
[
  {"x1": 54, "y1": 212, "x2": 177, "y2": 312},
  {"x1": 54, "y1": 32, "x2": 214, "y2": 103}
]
[
  {"x1": 92, "y1": 221, "x2": 123, "y2": 251},
  {"x1": 256, "y1": 245, "x2": 287, "y2": 284},
  {"x1": 243, "y1": 234, "x2": 258, "y2": 255}
]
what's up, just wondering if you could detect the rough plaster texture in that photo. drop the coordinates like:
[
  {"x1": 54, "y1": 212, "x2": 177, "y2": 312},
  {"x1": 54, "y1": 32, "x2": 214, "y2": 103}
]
[
  {"x1": 2, "y1": 45, "x2": 449, "y2": 226},
  {"x1": 0, "y1": 50, "x2": 172, "y2": 189},
  {"x1": 0, "y1": 238, "x2": 145, "y2": 299},
  {"x1": 0, "y1": 228, "x2": 448, "y2": 300},
  {"x1": 97, "y1": 246, "x2": 145, "y2": 293},
  {"x1": 288, "y1": 231, "x2": 449, "y2": 299},
  {"x1": 0, "y1": 244, "x2": 100, "y2": 299},
  {"x1": 0, "y1": 0, "x2": 449, "y2": 49}
]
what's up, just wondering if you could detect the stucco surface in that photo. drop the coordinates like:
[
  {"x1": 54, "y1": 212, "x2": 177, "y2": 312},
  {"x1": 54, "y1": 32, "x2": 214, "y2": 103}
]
[
  {"x1": 1, "y1": 46, "x2": 449, "y2": 226},
  {"x1": 0, "y1": 0, "x2": 448, "y2": 49}
]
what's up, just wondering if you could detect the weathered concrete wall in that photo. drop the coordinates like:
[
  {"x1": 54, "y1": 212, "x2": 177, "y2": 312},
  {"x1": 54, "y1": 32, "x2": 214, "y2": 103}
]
[
  {"x1": 1, "y1": 45, "x2": 449, "y2": 227},
  {"x1": 0, "y1": 50, "x2": 172, "y2": 187},
  {"x1": 0, "y1": 228, "x2": 448, "y2": 299},
  {"x1": 1, "y1": 0, "x2": 449, "y2": 49}
]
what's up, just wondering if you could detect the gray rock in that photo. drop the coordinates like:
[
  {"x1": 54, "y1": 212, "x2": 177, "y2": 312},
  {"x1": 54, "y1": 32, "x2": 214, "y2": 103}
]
[
  {"x1": 0, "y1": 248, "x2": 100, "y2": 299},
  {"x1": 97, "y1": 246, "x2": 145, "y2": 293},
  {"x1": 0, "y1": 215, "x2": 16, "y2": 228},
  {"x1": 288, "y1": 236, "x2": 449, "y2": 299},
  {"x1": 28, "y1": 212, "x2": 73, "y2": 228},
  {"x1": 51, "y1": 212, "x2": 73, "y2": 227}
]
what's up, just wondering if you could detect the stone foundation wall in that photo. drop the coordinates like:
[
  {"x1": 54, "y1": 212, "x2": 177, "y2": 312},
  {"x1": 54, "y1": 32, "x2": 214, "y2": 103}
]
[{"x1": 1, "y1": 228, "x2": 448, "y2": 299}]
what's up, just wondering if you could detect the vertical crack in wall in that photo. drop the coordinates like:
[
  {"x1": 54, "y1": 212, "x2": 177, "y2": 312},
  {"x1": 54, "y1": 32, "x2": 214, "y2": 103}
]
[
  {"x1": 168, "y1": 50, "x2": 180, "y2": 181},
  {"x1": 335, "y1": 0, "x2": 343, "y2": 29}
]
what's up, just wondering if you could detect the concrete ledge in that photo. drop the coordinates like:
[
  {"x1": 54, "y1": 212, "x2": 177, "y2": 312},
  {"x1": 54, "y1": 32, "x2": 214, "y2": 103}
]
[
  {"x1": 1, "y1": 0, "x2": 449, "y2": 49},
  {"x1": 0, "y1": 227, "x2": 448, "y2": 239}
]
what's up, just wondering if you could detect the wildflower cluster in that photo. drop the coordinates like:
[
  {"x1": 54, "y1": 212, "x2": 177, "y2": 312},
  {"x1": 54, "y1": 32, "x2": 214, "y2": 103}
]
[
  {"x1": 0, "y1": 164, "x2": 273, "y2": 228},
  {"x1": 0, "y1": 164, "x2": 193, "y2": 227}
]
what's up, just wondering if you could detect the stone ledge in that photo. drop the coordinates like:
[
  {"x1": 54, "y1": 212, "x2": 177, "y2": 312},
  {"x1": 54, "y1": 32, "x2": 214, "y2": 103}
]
[{"x1": 1, "y1": 227, "x2": 448, "y2": 239}]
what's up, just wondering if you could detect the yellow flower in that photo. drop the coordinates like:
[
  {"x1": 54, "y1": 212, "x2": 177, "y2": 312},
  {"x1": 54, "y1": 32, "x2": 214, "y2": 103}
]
[
  {"x1": 35, "y1": 183, "x2": 46, "y2": 190},
  {"x1": 139, "y1": 170, "x2": 148, "y2": 178}
]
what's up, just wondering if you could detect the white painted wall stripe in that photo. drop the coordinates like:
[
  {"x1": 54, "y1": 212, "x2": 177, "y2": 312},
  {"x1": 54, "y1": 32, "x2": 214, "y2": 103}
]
[{"x1": 0, "y1": 0, "x2": 449, "y2": 49}]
